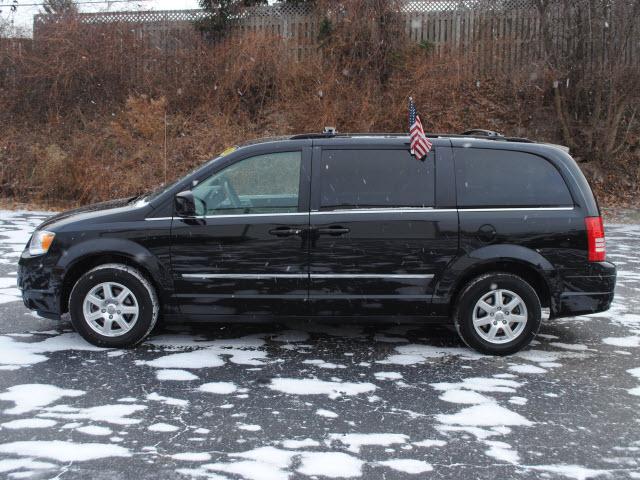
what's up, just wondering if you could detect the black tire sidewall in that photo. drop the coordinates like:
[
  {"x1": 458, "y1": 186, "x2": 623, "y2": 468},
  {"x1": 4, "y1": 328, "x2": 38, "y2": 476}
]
[
  {"x1": 455, "y1": 273, "x2": 541, "y2": 355},
  {"x1": 69, "y1": 267, "x2": 155, "y2": 348}
]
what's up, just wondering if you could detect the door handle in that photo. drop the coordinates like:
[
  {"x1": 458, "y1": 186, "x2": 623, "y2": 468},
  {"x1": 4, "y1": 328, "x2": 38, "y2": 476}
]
[
  {"x1": 317, "y1": 226, "x2": 350, "y2": 236},
  {"x1": 269, "y1": 227, "x2": 303, "y2": 237}
]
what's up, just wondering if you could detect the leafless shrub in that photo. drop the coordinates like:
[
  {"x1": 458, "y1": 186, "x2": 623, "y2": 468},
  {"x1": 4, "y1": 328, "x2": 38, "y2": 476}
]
[
  {"x1": 0, "y1": 1, "x2": 638, "y2": 207},
  {"x1": 536, "y1": 0, "x2": 640, "y2": 165}
]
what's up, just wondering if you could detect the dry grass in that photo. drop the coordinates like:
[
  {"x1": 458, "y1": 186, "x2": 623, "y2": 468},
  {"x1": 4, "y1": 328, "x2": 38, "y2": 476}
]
[{"x1": 0, "y1": 4, "x2": 638, "y2": 208}]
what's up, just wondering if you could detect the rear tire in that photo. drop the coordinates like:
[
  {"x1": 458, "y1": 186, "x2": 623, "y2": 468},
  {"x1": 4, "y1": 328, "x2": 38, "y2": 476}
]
[
  {"x1": 69, "y1": 263, "x2": 159, "y2": 348},
  {"x1": 453, "y1": 272, "x2": 541, "y2": 355}
]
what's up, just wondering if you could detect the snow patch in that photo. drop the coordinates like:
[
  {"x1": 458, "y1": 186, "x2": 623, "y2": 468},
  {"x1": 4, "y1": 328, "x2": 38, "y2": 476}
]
[
  {"x1": 380, "y1": 343, "x2": 484, "y2": 365},
  {"x1": 527, "y1": 464, "x2": 611, "y2": 480},
  {"x1": 195, "y1": 447, "x2": 363, "y2": 480},
  {"x1": 296, "y1": 451, "x2": 364, "y2": 478},
  {"x1": 269, "y1": 378, "x2": 376, "y2": 399},
  {"x1": 281, "y1": 438, "x2": 320, "y2": 449},
  {"x1": 140, "y1": 336, "x2": 267, "y2": 369},
  {"x1": 237, "y1": 423, "x2": 261, "y2": 432},
  {"x1": 156, "y1": 369, "x2": 199, "y2": 381},
  {"x1": 374, "y1": 371, "x2": 403, "y2": 380},
  {"x1": 439, "y1": 389, "x2": 493, "y2": 405},
  {"x1": 432, "y1": 377, "x2": 521, "y2": 394},
  {"x1": 0, "y1": 441, "x2": 130, "y2": 461},
  {"x1": 484, "y1": 440, "x2": 520, "y2": 464},
  {"x1": 436, "y1": 403, "x2": 533, "y2": 427},
  {"x1": 148, "y1": 422, "x2": 179, "y2": 432},
  {"x1": 603, "y1": 336, "x2": 640, "y2": 347},
  {"x1": 199, "y1": 382, "x2": 237, "y2": 395},
  {"x1": 328, "y1": 433, "x2": 409, "y2": 453},
  {"x1": 413, "y1": 439, "x2": 447, "y2": 447},
  {"x1": 76, "y1": 425, "x2": 112, "y2": 436},
  {"x1": 0, "y1": 418, "x2": 56, "y2": 429},
  {"x1": 509, "y1": 364, "x2": 547, "y2": 374},
  {"x1": 39, "y1": 403, "x2": 146, "y2": 425},
  {"x1": 0, "y1": 333, "x2": 105, "y2": 369},
  {"x1": 0, "y1": 384, "x2": 84, "y2": 415},
  {"x1": 147, "y1": 392, "x2": 189, "y2": 407},
  {"x1": 302, "y1": 359, "x2": 346, "y2": 369},
  {"x1": 0, "y1": 458, "x2": 55, "y2": 474},
  {"x1": 316, "y1": 408, "x2": 339, "y2": 418}
]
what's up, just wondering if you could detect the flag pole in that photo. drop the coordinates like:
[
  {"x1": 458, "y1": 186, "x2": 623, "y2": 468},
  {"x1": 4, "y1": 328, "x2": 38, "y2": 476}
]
[{"x1": 408, "y1": 96, "x2": 414, "y2": 156}]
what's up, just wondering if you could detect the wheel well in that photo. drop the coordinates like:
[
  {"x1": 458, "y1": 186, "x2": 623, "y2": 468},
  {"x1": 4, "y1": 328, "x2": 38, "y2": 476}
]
[
  {"x1": 450, "y1": 261, "x2": 551, "y2": 310},
  {"x1": 60, "y1": 254, "x2": 159, "y2": 314}
]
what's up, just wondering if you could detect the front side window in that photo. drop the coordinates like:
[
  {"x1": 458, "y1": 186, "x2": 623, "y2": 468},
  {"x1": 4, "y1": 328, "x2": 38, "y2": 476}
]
[
  {"x1": 454, "y1": 149, "x2": 573, "y2": 208},
  {"x1": 318, "y1": 149, "x2": 435, "y2": 210},
  {"x1": 192, "y1": 151, "x2": 301, "y2": 215}
]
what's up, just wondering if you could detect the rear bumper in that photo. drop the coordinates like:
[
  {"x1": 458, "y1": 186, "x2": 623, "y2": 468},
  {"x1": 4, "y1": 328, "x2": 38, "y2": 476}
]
[{"x1": 553, "y1": 261, "x2": 616, "y2": 317}]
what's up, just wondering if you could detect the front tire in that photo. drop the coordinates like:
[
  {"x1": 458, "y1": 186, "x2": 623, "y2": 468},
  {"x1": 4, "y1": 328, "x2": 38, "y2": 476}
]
[
  {"x1": 69, "y1": 263, "x2": 159, "y2": 348},
  {"x1": 453, "y1": 273, "x2": 541, "y2": 355}
]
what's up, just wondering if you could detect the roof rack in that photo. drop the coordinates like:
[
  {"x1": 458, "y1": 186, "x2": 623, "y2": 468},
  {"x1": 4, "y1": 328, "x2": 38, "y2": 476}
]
[
  {"x1": 290, "y1": 128, "x2": 534, "y2": 143},
  {"x1": 290, "y1": 132, "x2": 411, "y2": 140},
  {"x1": 458, "y1": 128, "x2": 534, "y2": 143},
  {"x1": 462, "y1": 129, "x2": 503, "y2": 138},
  {"x1": 446, "y1": 132, "x2": 534, "y2": 143}
]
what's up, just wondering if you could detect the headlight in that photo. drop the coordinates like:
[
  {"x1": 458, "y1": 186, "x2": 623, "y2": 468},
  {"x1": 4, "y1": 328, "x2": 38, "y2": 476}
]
[{"x1": 29, "y1": 230, "x2": 56, "y2": 256}]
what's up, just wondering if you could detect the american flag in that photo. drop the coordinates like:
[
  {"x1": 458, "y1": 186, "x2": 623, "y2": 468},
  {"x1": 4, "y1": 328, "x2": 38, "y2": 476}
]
[{"x1": 408, "y1": 97, "x2": 432, "y2": 161}]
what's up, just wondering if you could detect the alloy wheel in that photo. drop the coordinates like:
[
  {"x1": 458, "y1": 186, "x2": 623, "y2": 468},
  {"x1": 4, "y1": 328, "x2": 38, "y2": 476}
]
[
  {"x1": 472, "y1": 288, "x2": 528, "y2": 344},
  {"x1": 82, "y1": 282, "x2": 139, "y2": 337}
]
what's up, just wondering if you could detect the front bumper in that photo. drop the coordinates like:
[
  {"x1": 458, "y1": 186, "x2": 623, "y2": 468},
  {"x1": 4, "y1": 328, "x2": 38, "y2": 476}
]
[
  {"x1": 17, "y1": 252, "x2": 63, "y2": 320},
  {"x1": 553, "y1": 261, "x2": 616, "y2": 318}
]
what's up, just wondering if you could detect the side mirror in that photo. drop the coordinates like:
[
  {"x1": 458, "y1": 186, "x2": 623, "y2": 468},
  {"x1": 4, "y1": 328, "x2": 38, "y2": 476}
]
[{"x1": 175, "y1": 190, "x2": 197, "y2": 217}]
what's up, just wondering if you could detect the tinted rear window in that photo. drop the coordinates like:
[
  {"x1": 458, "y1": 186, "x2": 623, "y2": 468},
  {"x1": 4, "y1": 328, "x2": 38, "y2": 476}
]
[
  {"x1": 319, "y1": 149, "x2": 435, "y2": 210},
  {"x1": 454, "y1": 148, "x2": 573, "y2": 207}
]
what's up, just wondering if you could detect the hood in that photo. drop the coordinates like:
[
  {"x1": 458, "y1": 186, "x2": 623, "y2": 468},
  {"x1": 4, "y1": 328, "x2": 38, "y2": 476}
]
[{"x1": 37, "y1": 196, "x2": 139, "y2": 231}]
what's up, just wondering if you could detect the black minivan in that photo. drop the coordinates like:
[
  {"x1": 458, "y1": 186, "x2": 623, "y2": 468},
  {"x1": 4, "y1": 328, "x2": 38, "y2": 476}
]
[{"x1": 18, "y1": 131, "x2": 616, "y2": 354}]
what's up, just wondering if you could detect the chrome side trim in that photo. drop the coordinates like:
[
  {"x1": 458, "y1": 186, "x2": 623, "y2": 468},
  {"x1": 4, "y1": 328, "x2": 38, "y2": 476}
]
[
  {"x1": 183, "y1": 273, "x2": 434, "y2": 280},
  {"x1": 311, "y1": 274, "x2": 434, "y2": 279},
  {"x1": 183, "y1": 273, "x2": 307, "y2": 279},
  {"x1": 203, "y1": 212, "x2": 308, "y2": 219},
  {"x1": 148, "y1": 207, "x2": 573, "y2": 221},
  {"x1": 311, "y1": 208, "x2": 455, "y2": 215},
  {"x1": 146, "y1": 212, "x2": 309, "y2": 221},
  {"x1": 459, "y1": 207, "x2": 574, "y2": 212}
]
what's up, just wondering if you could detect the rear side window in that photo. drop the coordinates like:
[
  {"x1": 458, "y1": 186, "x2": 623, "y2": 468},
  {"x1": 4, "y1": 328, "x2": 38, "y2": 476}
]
[
  {"x1": 454, "y1": 149, "x2": 573, "y2": 207},
  {"x1": 318, "y1": 149, "x2": 435, "y2": 210}
]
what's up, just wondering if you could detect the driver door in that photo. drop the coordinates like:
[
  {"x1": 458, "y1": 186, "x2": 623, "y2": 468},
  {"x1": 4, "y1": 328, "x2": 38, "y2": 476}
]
[{"x1": 170, "y1": 147, "x2": 311, "y2": 317}]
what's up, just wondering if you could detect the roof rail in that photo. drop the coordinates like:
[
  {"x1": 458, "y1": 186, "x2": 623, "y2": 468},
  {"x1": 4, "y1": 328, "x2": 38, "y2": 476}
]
[
  {"x1": 462, "y1": 129, "x2": 504, "y2": 138},
  {"x1": 289, "y1": 132, "x2": 409, "y2": 140},
  {"x1": 458, "y1": 129, "x2": 534, "y2": 143},
  {"x1": 289, "y1": 130, "x2": 535, "y2": 143},
  {"x1": 289, "y1": 132, "x2": 337, "y2": 140}
]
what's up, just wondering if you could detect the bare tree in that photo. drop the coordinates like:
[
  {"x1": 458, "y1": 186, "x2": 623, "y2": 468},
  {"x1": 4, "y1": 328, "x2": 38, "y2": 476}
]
[
  {"x1": 42, "y1": 0, "x2": 78, "y2": 15},
  {"x1": 536, "y1": 0, "x2": 640, "y2": 165}
]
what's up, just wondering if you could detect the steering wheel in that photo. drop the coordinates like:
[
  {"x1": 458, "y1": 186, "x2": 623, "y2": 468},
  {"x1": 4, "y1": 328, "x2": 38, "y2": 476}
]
[{"x1": 221, "y1": 175, "x2": 242, "y2": 208}]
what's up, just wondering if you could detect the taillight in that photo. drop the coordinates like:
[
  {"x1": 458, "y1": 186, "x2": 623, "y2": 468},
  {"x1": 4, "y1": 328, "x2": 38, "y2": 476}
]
[{"x1": 585, "y1": 216, "x2": 606, "y2": 262}]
